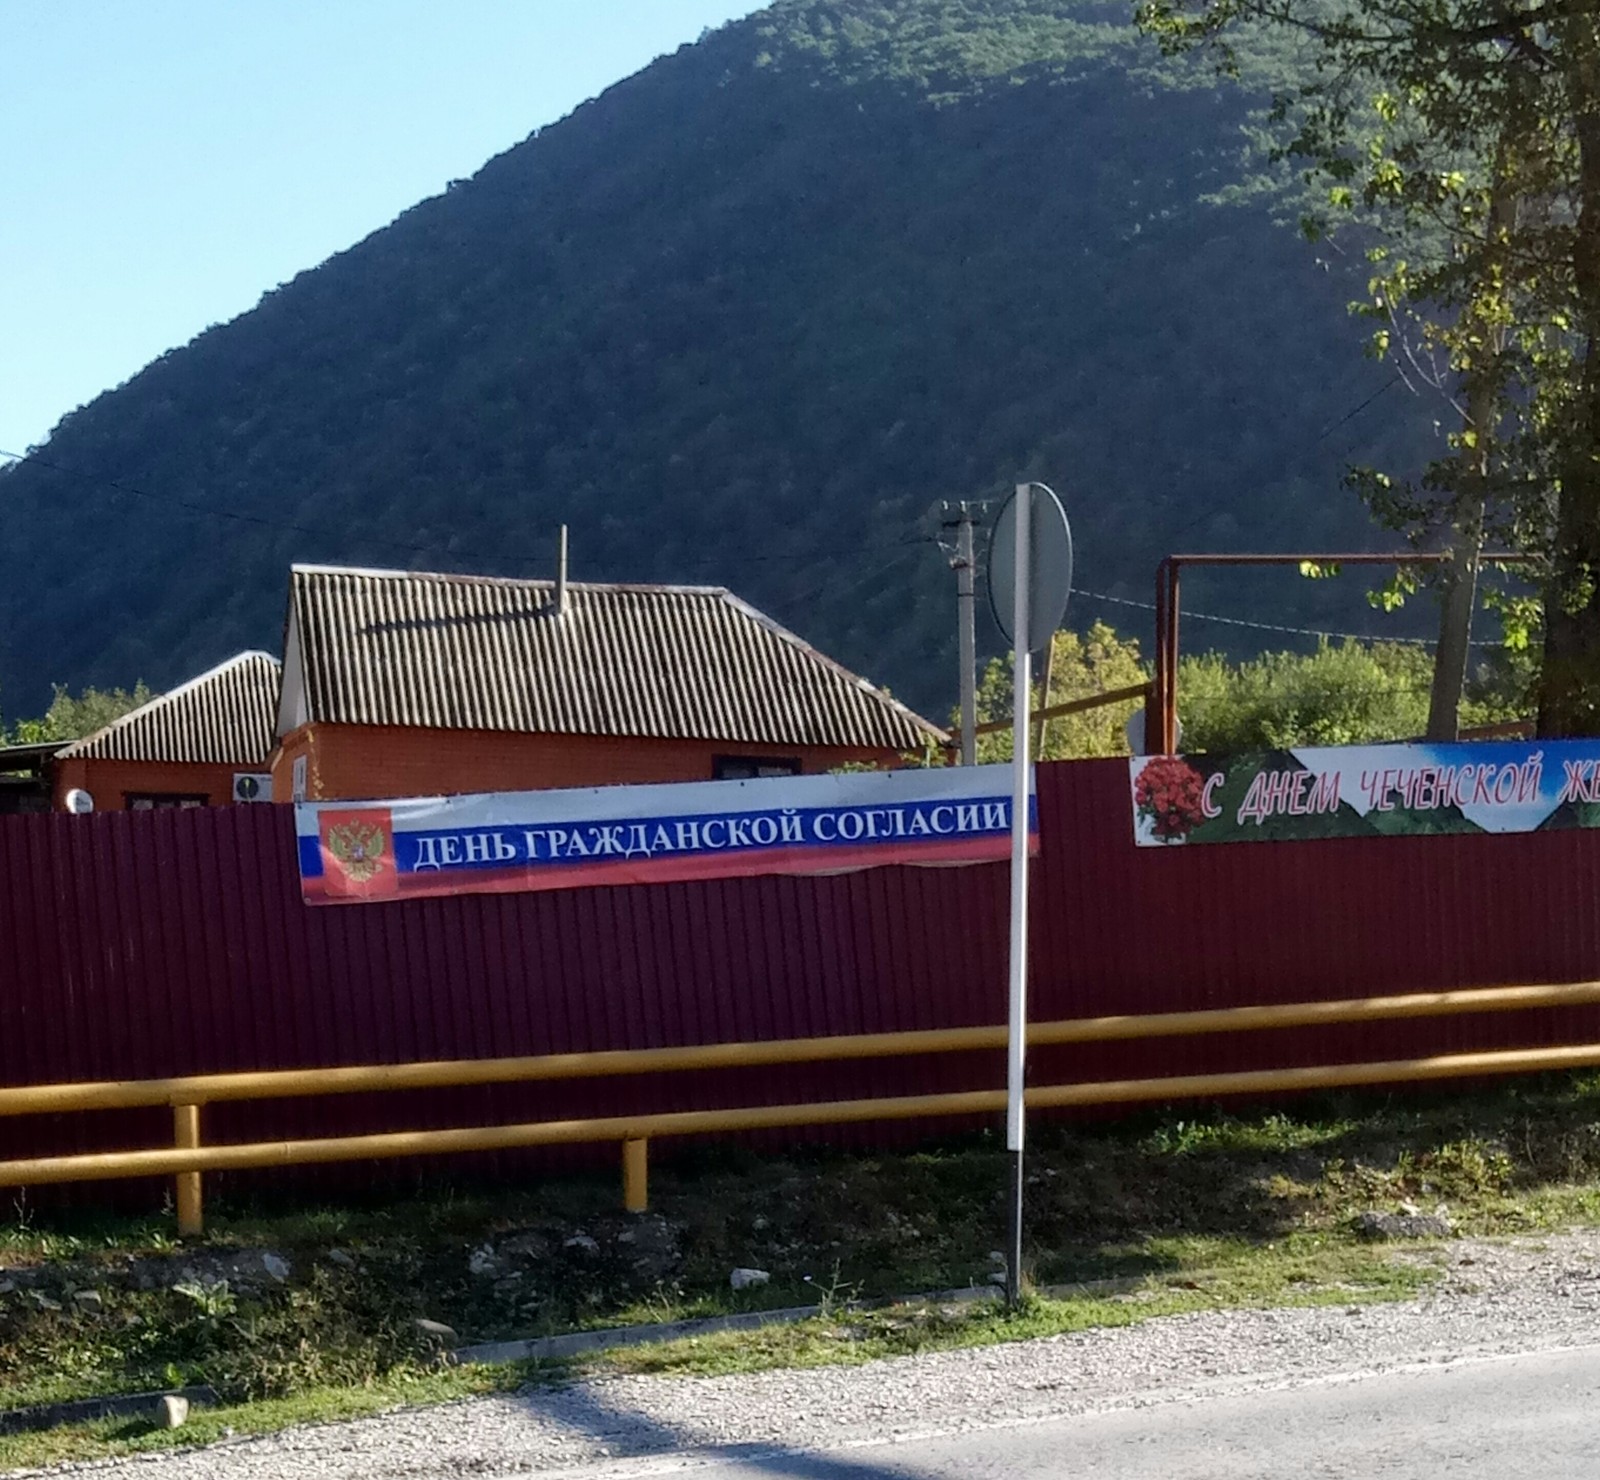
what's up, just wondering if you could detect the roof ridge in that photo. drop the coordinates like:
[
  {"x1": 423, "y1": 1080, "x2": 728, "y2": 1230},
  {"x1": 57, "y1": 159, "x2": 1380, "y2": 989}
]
[
  {"x1": 290, "y1": 564, "x2": 732, "y2": 598},
  {"x1": 56, "y1": 651, "x2": 282, "y2": 762},
  {"x1": 713, "y1": 590, "x2": 942, "y2": 735}
]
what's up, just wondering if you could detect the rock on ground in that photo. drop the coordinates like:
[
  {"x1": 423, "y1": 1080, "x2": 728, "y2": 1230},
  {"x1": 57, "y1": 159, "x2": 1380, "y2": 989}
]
[{"x1": 1353, "y1": 1209, "x2": 1453, "y2": 1240}]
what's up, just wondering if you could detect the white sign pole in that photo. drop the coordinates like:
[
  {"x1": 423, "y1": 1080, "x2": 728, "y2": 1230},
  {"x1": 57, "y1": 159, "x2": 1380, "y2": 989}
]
[{"x1": 1005, "y1": 482, "x2": 1032, "y2": 1306}]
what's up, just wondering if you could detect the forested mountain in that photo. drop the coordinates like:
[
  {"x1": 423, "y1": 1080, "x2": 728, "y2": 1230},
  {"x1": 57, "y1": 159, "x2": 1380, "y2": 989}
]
[{"x1": 0, "y1": 0, "x2": 1448, "y2": 721}]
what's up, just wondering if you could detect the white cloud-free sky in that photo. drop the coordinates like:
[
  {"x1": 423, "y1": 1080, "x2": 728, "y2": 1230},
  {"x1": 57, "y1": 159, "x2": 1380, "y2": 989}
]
[{"x1": 0, "y1": 1, "x2": 761, "y2": 455}]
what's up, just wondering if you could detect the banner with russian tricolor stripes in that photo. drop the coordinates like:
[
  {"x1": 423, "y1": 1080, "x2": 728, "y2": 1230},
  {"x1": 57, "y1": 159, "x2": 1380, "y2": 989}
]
[{"x1": 295, "y1": 765, "x2": 1035, "y2": 904}]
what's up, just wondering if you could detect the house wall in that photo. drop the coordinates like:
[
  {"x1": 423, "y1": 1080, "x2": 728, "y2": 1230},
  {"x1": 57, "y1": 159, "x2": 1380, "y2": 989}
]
[
  {"x1": 51, "y1": 756, "x2": 263, "y2": 812},
  {"x1": 270, "y1": 723, "x2": 899, "y2": 802}
]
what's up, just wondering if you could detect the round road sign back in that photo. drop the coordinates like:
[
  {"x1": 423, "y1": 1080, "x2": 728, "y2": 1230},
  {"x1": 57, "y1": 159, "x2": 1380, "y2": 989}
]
[{"x1": 988, "y1": 482, "x2": 1073, "y2": 649}]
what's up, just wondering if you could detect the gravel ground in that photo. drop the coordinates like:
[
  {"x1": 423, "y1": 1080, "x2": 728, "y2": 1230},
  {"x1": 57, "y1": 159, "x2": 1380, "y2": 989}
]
[{"x1": 32, "y1": 1230, "x2": 1600, "y2": 1479}]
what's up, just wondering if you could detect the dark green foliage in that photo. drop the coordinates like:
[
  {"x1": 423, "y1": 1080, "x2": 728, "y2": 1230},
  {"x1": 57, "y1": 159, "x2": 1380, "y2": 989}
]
[
  {"x1": 1178, "y1": 640, "x2": 1525, "y2": 753},
  {"x1": 969, "y1": 624, "x2": 1527, "y2": 758},
  {"x1": 4, "y1": 683, "x2": 153, "y2": 745},
  {"x1": 0, "y1": 1, "x2": 1444, "y2": 718}
]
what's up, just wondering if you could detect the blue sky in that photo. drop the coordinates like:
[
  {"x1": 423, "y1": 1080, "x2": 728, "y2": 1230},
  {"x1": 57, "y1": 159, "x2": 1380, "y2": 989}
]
[{"x1": 0, "y1": 1, "x2": 761, "y2": 456}]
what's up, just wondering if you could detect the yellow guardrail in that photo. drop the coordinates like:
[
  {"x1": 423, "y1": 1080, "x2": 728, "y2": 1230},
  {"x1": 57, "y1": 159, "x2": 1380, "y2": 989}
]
[{"x1": 4, "y1": 980, "x2": 1600, "y2": 1235}]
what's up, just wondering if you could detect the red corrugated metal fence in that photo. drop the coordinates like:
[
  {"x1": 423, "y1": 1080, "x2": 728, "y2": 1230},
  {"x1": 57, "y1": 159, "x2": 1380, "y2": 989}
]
[{"x1": 3, "y1": 757, "x2": 1598, "y2": 1196}]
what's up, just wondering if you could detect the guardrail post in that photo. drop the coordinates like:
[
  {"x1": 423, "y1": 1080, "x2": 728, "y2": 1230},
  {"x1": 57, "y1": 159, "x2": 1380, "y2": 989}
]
[
  {"x1": 173, "y1": 1104, "x2": 203, "y2": 1237},
  {"x1": 622, "y1": 1137, "x2": 648, "y2": 1212}
]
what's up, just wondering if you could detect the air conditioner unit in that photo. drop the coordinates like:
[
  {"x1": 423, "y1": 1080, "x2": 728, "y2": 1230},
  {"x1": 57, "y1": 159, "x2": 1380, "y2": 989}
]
[{"x1": 232, "y1": 772, "x2": 273, "y2": 804}]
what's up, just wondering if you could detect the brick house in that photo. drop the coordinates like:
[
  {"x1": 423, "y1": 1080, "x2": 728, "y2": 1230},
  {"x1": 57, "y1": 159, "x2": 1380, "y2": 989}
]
[
  {"x1": 272, "y1": 565, "x2": 942, "y2": 802},
  {"x1": 37, "y1": 652, "x2": 282, "y2": 812}
]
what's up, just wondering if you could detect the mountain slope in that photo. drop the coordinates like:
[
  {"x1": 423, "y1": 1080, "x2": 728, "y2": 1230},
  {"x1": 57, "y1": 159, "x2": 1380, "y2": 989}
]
[{"x1": 0, "y1": 1, "x2": 1439, "y2": 721}]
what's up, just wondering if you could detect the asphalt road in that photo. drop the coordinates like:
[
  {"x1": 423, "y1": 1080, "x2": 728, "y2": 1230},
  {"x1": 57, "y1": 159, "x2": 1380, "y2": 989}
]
[{"x1": 572, "y1": 1344, "x2": 1600, "y2": 1480}]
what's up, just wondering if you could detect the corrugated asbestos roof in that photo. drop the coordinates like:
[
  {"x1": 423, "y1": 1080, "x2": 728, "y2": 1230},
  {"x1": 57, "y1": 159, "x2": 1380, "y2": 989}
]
[
  {"x1": 59, "y1": 652, "x2": 282, "y2": 764},
  {"x1": 287, "y1": 566, "x2": 943, "y2": 750}
]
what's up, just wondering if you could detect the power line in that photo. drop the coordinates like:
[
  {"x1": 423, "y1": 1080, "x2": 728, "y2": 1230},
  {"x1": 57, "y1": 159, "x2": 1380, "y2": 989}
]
[
  {"x1": 0, "y1": 445, "x2": 1482, "y2": 653},
  {"x1": 1086, "y1": 371, "x2": 1413, "y2": 594},
  {"x1": 1073, "y1": 585, "x2": 1467, "y2": 647},
  {"x1": 1312, "y1": 373, "x2": 1403, "y2": 443},
  {"x1": 786, "y1": 540, "x2": 932, "y2": 609},
  {"x1": 1177, "y1": 685, "x2": 1440, "y2": 708},
  {"x1": 0, "y1": 446, "x2": 933, "y2": 577},
  {"x1": 0, "y1": 446, "x2": 552, "y2": 567}
]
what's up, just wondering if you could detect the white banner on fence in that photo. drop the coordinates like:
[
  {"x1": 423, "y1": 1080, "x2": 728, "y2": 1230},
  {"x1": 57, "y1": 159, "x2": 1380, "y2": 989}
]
[{"x1": 296, "y1": 764, "x2": 1037, "y2": 905}]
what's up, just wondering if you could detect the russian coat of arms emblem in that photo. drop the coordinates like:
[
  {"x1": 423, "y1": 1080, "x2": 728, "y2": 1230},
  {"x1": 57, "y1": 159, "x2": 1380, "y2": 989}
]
[{"x1": 325, "y1": 820, "x2": 387, "y2": 883}]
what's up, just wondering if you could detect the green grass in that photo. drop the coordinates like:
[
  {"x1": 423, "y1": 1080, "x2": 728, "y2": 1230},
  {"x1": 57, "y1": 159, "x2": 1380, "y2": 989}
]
[
  {"x1": 0, "y1": 1365, "x2": 525, "y2": 1472},
  {"x1": 8, "y1": 1070, "x2": 1600, "y2": 1470},
  {"x1": 588, "y1": 1241, "x2": 1437, "y2": 1380},
  {"x1": 0, "y1": 1243, "x2": 1437, "y2": 1471}
]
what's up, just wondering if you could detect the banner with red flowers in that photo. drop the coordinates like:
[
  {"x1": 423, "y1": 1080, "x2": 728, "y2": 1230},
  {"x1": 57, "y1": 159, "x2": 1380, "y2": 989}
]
[{"x1": 1129, "y1": 740, "x2": 1600, "y2": 846}]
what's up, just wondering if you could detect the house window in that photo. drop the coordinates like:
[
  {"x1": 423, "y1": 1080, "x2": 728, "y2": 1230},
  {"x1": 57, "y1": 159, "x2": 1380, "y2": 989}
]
[
  {"x1": 712, "y1": 756, "x2": 802, "y2": 781},
  {"x1": 126, "y1": 794, "x2": 208, "y2": 810}
]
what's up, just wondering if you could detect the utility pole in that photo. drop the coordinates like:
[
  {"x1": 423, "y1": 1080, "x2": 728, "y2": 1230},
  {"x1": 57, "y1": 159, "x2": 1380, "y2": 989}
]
[{"x1": 943, "y1": 503, "x2": 979, "y2": 764}]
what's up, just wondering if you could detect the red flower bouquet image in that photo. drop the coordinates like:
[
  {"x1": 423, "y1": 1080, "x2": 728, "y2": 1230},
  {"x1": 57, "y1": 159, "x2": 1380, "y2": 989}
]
[{"x1": 1133, "y1": 755, "x2": 1209, "y2": 842}]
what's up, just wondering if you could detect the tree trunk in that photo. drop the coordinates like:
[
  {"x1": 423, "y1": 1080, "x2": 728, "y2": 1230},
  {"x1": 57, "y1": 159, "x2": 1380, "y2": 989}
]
[
  {"x1": 1539, "y1": 442, "x2": 1600, "y2": 734},
  {"x1": 1427, "y1": 165, "x2": 1515, "y2": 742},
  {"x1": 1541, "y1": 26, "x2": 1600, "y2": 735},
  {"x1": 1427, "y1": 527, "x2": 1482, "y2": 741}
]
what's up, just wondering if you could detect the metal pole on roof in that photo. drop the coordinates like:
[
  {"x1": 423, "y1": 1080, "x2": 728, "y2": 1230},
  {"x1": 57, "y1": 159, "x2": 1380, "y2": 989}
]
[{"x1": 556, "y1": 525, "x2": 569, "y2": 616}]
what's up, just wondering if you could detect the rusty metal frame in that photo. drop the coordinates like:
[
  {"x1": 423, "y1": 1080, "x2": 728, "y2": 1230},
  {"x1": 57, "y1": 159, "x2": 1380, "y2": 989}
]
[{"x1": 1151, "y1": 552, "x2": 1537, "y2": 754}]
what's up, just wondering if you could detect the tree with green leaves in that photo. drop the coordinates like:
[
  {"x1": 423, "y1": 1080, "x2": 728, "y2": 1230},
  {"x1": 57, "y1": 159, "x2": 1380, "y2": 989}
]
[
  {"x1": 6, "y1": 683, "x2": 153, "y2": 745},
  {"x1": 972, "y1": 623, "x2": 1525, "y2": 758},
  {"x1": 1178, "y1": 638, "x2": 1524, "y2": 751},
  {"x1": 973, "y1": 622, "x2": 1150, "y2": 760},
  {"x1": 1139, "y1": 0, "x2": 1600, "y2": 736}
]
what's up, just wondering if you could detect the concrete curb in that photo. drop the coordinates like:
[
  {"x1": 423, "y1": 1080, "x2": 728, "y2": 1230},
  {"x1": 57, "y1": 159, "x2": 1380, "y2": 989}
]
[
  {"x1": 0, "y1": 1277, "x2": 1138, "y2": 1436},
  {"x1": 0, "y1": 1385, "x2": 217, "y2": 1437},
  {"x1": 456, "y1": 1304, "x2": 828, "y2": 1365},
  {"x1": 451, "y1": 1279, "x2": 1139, "y2": 1366}
]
